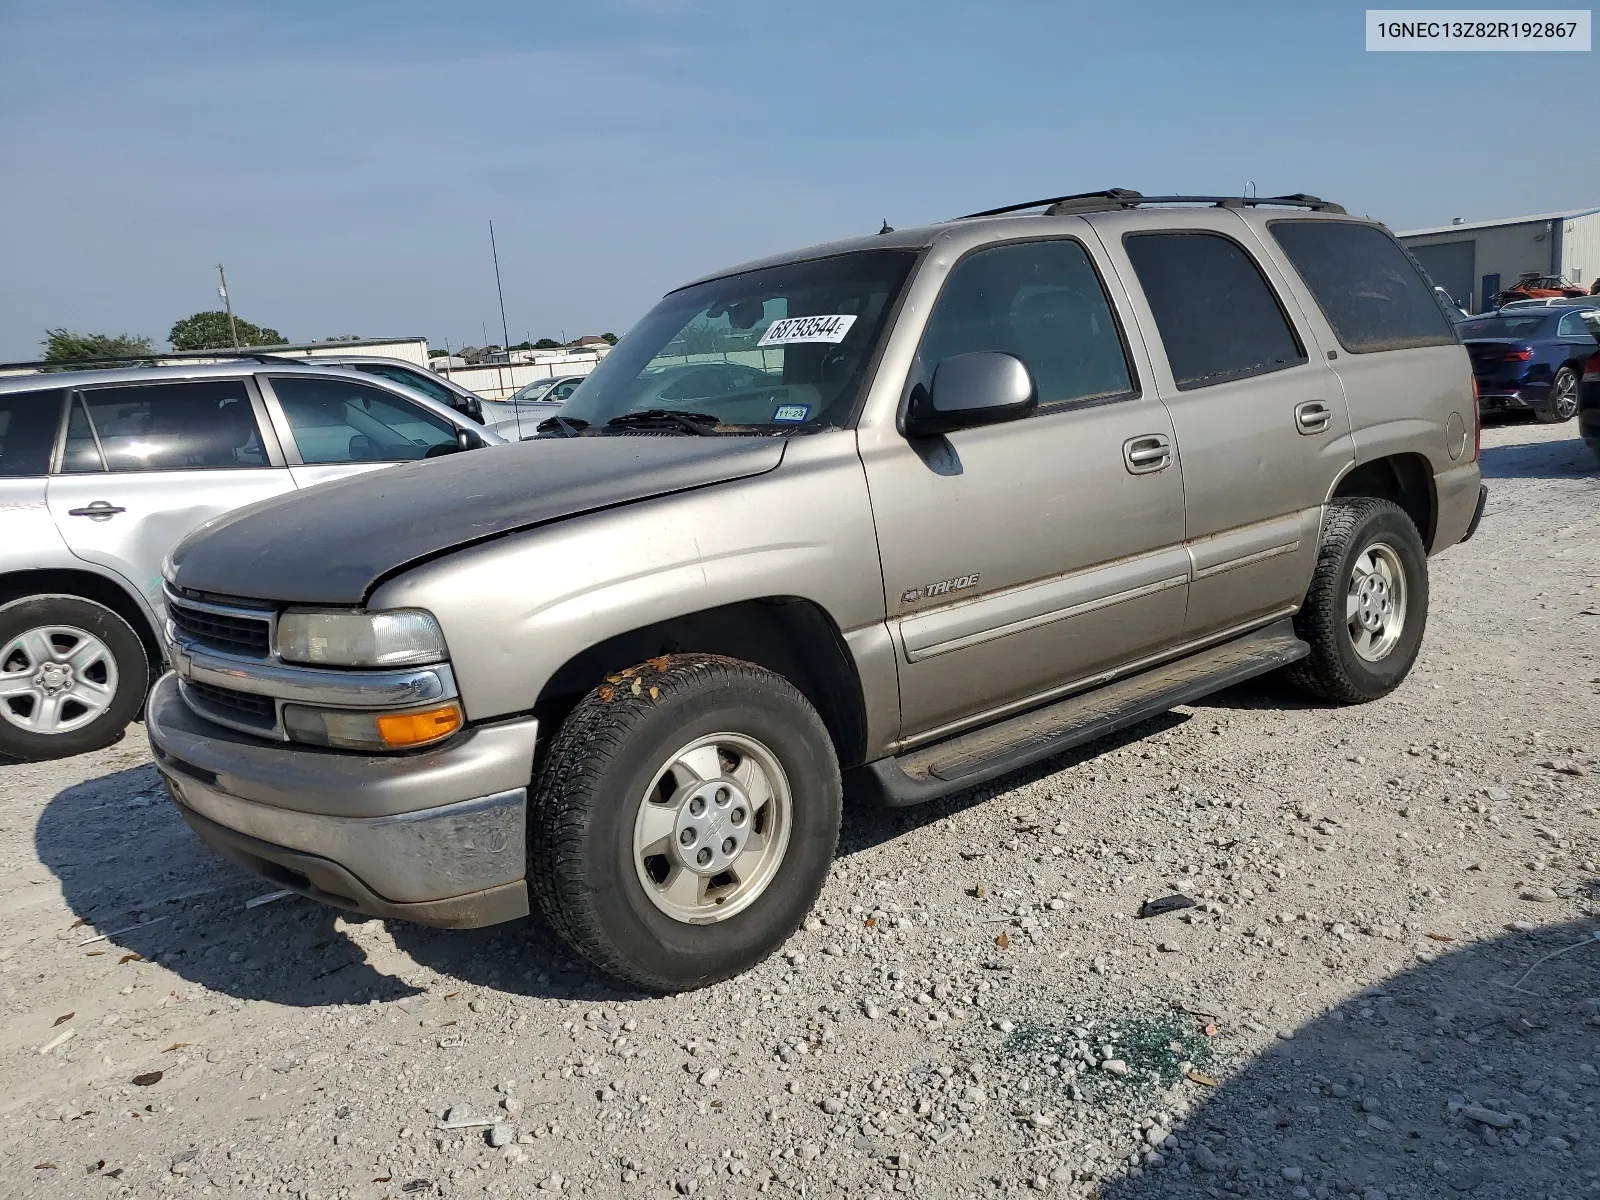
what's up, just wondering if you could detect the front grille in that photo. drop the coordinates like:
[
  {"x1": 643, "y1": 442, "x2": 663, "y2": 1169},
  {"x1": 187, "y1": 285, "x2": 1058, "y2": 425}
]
[
  {"x1": 183, "y1": 680, "x2": 277, "y2": 731},
  {"x1": 169, "y1": 600, "x2": 271, "y2": 657}
]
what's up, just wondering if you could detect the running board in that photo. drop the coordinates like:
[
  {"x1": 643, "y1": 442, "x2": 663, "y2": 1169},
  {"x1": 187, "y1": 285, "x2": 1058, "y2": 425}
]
[{"x1": 862, "y1": 619, "x2": 1308, "y2": 808}]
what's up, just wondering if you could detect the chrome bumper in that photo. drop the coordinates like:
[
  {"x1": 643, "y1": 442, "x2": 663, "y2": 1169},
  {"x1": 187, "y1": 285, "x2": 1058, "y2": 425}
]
[{"x1": 147, "y1": 673, "x2": 537, "y2": 928}]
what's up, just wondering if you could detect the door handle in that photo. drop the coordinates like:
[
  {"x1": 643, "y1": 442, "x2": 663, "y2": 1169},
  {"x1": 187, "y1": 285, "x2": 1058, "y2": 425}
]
[
  {"x1": 1295, "y1": 401, "x2": 1333, "y2": 435},
  {"x1": 1123, "y1": 434, "x2": 1172, "y2": 474},
  {"x1": 67, "y1": 501, "x2": 126, "y2": 519}
]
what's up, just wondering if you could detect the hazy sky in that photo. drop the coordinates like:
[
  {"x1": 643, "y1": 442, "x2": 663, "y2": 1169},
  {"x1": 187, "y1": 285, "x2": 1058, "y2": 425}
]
[{"x1": 2, "y1": 0, "x2": 1595, "y2": 359}]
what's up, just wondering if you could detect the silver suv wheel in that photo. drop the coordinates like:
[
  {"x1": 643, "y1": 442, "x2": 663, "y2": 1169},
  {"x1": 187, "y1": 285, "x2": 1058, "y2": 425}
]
[
  {"x1": 0, "y1": 624, "x2": 120, "y2": 734},
  {"x1": 1346, "y1": 542, "x2": 1407, "y2": 662},
  {"x1": 632, "y1": 732, "x2": 792, "y2": 924}
]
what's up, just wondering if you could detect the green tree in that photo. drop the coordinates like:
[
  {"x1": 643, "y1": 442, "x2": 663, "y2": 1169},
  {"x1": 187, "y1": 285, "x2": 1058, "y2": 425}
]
[
  {"x1": 601, "y1": 332, "x2": 618, "y2": 345},
  {"x1": 42, "y1": 329, "x2": 153, "y2": 363},
  {"x1": 168, "y1": 311, "x2": 285, "y2": 351},
  {"x1": 534, "y1": 337, "x2": 561, "y2": 349}
]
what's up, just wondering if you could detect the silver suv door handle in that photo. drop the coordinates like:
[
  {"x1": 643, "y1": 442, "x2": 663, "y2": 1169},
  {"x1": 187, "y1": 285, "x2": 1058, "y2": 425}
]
[
  {"x1": 1123, "y1": 434, "x2": 1172, "y2": 474},
  {"x1": 67, "y1": 501, "x2": 127, "y2": 519},
  {"x1": 1295, "y1": 401, "x2": 1333, "y2": 434}
]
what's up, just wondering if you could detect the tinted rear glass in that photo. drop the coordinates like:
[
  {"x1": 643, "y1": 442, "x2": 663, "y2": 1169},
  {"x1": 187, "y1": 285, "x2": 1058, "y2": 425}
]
[
  {"x1": 1270, "y1": 221, "x2": 1455, "y2": 353},
  {"x1": 1458, "y1": 315, "x2": 1548, "y2": 340},
  {"x1": 1123, "y1": 231, "x2": 1306, "y2": 390},
  {"x1": 0, "y1": 391, "x2": 62, "y2": 476}
]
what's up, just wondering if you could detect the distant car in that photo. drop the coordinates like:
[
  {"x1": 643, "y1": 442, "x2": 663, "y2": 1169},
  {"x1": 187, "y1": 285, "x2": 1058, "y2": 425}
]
[
  {"x1": 289, "y1": 354, "x2": 487, "y2": 423},
  {"x1": 1579, "y1": 345, "x2": 1600, "y2": 465},
  {"x1": 1493, "y1": 276, "x2": 1587, "y2": 307},
  {"x1": 1459, "y1": 302, "x2": 1600, "y2": 423},
  {"x1": 1434, "y1": 287, "x2": 1469, "y2": 320},
  {"x1": 479, "y1": 375, "x2": 589, "y2": 439}
]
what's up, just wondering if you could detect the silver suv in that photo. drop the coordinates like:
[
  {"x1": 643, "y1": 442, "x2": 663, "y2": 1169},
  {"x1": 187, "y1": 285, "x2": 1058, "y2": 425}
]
[
  {"x1": 149, "y1": 191, "x2": 1486, "y2": 992},
  {"x1": 0, "y1": 362, "x2": 501, "y2": 761}
]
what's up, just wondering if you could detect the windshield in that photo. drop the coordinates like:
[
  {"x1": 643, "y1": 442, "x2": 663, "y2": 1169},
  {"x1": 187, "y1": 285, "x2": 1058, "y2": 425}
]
[
  {"x1": 511, "y1": 378, "x2": 559, "y2": 403},
  {"x1": 1460, "y1": 315, "x2": 1548, "y2": 340},
  {"x1": 557, "y1": 249, "x2": 918, "y2": 431}
]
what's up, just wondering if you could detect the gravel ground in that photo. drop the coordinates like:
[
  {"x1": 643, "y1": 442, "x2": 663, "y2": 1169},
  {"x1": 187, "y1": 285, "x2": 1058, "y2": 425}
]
[{"x1": 2, "y1": 417, "x2": 1597, "y2": 1200}]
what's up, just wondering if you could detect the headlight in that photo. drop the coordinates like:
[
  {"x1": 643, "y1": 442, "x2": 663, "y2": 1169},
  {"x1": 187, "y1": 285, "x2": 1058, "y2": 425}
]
[
  {"x1": 283, "y1": 701, "x2": 462, "y2": 750},
  {"x1": 277, "y1": 609, "x2": 447, "y2": 668}
]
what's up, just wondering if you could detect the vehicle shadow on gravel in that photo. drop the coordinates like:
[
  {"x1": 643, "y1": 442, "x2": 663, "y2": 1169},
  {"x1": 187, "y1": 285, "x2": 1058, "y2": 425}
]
[
  {"x1": 1478, "y1": 434, "x2": 1597, "y2": 480},
  {"x1": 35, "y1": 763, "x2": 434, "y2": 1007},
  {"x1": 1097, "y1": 915, "x2": 1600, "y2": 1200}
]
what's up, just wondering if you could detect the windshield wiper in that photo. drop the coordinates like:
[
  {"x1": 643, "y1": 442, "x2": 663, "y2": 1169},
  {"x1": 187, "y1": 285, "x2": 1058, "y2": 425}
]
[
  {"x1": 605, "y1": 409, "x2": 722, "y2": 436},
  {"x1": 533, "y1": 415, "x2": 589, "y2": 438}
]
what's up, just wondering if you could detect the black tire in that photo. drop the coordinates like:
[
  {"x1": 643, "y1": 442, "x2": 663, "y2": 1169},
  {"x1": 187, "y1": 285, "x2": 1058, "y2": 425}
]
[
  {"x1": 528, "y1": 654, "x2": 841, "y2": 993},
  {"x1": 0, "y1": 594, "x2": 149, "y2": 761},
  {"x1": 1285, "y1": 498, "x2": 1429, "y2": 705},
  {"x1": 1535, "y1": 366, "x2": 1580, "y2": 423}
]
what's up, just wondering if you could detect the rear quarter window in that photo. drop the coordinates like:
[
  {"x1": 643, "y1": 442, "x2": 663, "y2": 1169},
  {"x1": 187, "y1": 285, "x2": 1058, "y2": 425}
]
[
  {"x1": 1270, "y1": 220, "x2": 1456, "y2": 354},
  {"x1": 0, "y1": 390, "x2": 63, "y2": 476}
]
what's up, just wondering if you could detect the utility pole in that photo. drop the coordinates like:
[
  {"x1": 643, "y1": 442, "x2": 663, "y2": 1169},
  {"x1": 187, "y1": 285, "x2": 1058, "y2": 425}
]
[{"x1": 217, "y1": 264, "x2": 240, "y2": 349}]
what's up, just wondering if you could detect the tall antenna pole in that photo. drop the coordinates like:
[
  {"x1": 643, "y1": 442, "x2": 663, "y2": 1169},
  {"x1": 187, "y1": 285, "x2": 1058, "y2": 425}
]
[
  {"x1": 218, "y1": 263, "x2": 240, "y2": 349},
  {"x1": 490, "y1": 220, "x2": 518, "y2": 434}
]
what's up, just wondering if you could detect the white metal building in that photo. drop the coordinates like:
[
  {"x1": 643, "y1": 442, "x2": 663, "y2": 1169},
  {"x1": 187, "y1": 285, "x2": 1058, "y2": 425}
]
[{"x1": 1397, "y1": 208, "x2": 1600, "y2": 313}]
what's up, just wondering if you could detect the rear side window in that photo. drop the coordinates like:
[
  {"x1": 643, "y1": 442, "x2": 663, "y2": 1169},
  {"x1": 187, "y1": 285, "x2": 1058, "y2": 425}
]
[
  {"x1": 1556, "y1": 309, "x2": 1600, "y2": 338},
  {"x1": 915, "y1": 239, "x2": 1136, "y2": 407},
  {"x1": 271, "y1": 376, "x2": 460, "y2": 463},
  {"x1": 353, "y1": 363, "x2": 460, "y2": 408},
  {"x1": 64, "y1": 380, "x2": 267, "y2": 473},
  {"x1": 1270, "y1": 221, "x2": 1455, "y2": 353},
  {"x1": 1123, "y1": 232, "x2": 1307, "y2": 390},
  {"x1": 0, "y1": 390, "x2": 62, "y2": 477}
]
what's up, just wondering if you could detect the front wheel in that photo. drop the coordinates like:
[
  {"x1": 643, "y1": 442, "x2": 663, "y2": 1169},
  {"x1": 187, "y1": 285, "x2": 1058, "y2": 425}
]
[
  {"x1": 528, "y1": 654, "x2": 841, "y2": 992},
  {"x1": 1536, "y1": 366, "x2": 1580, "y2": 423},
  {"x1": 0, "y1": 594, "x2": 149, "y2": 761},
  {"x1": 1285, "y1": 498, "x2": 1429, "y2": 704}
]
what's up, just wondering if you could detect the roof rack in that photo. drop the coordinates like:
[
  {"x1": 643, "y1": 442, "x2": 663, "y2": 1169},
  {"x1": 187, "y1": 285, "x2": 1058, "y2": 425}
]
[
  {"x1": 0, "y1": 349, "x2": 305, "y2": 374},
  {"x1": 957, "y1": 189, "x2": 1346, "y2": 219}
]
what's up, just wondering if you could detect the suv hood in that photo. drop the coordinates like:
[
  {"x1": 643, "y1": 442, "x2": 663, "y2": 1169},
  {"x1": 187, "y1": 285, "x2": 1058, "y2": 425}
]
[{"x1": 169, "y1": 437, "x2": 787, "y2": 605}]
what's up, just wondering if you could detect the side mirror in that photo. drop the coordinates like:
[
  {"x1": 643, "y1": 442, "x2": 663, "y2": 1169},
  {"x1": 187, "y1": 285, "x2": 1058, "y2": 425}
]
[
  {"x1": 902, "y1": 351, "x2": 1037, "y2": 439},
  {"x1": 456, "y1": 427, "x2": 484, "y2": 451}
]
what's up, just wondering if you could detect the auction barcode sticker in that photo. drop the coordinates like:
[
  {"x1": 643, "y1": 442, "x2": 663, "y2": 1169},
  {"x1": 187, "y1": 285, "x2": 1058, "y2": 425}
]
[
  {"x1": 758, "y1": 314, "x2": 857, "y2": 347},
  {"x1": 1367, "y1": 9, "x2": 1590, "y2": 50}
]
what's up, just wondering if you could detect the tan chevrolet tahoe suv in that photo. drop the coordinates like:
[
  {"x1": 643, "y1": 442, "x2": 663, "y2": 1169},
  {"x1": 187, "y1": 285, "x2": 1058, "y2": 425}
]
[{"x1": 148, "y1": 190, "x2": 1486, "y2": 992}]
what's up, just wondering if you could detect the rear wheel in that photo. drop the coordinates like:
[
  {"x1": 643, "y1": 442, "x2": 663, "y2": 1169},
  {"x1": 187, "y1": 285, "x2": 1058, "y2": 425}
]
[
  {"x1": 1536, "y1": 366, "x2": 1580, "y2": 423},
  {"x1": 528, "y1": 654, "x2": 841, "y2": 992},
  {"x1": 0, "y1": 595, "x2": 149, "y2": 761},
  {"x1": 1286, "y1": 499, "x2": 1429, "y2": 704}
]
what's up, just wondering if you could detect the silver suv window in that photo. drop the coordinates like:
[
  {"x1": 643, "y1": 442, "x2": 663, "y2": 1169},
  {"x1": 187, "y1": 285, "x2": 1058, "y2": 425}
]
[
  {"x1": 913, "y1": 239, "x2": 1135, "y2": 408},
  {"x1": 62, "y1": 380, "x2": 268, "y2": 473},
  {"x1": 271, "y1": 376, "x2": 460, "y2": 462},
  {"x1": 1124, "y1": 231, "x2": 1307, "y2": 390},
  {"x1": 0, "y1": 391, "x2": 62, "y2": 476}
]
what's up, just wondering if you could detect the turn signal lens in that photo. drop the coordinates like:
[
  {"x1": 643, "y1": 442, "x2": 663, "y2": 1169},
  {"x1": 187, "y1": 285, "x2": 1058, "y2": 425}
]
[
  {"x1": 282, "y1": 701, "x2": 463, "y2": 751},
  {"x1": 377, "y1": 704, "x2": 462, "y2": 748}
]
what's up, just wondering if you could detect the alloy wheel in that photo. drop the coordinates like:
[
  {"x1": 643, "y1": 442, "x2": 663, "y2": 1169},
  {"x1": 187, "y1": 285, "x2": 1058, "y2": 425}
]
[
  {"x1": 1345, "y1": 542, "x2": 1408, "y2": 662},
  {"x1": 631, "y1": 732, "x2": 793, "y2": 924},
  {"x1": 0, "y1": 625, "x2": 120, "y2": 735}
]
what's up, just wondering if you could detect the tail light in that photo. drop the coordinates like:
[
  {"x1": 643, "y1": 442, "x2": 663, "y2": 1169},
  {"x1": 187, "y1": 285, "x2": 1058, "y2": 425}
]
[
  {"x1": 1500, "y1": 347, "x2": 1535, "y2": 362},
  {"x1": 1471, "y1": 377, "x2": 1481, "y2": 462},
  {"x1": 1584, "y1": 351, "x2": 1600, "y2": 383}
]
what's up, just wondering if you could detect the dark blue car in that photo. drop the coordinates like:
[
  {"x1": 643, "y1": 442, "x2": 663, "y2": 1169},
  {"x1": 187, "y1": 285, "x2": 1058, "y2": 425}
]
[{"x1": 1460, "y1": 302, "x2": 1599, "y2": 424}]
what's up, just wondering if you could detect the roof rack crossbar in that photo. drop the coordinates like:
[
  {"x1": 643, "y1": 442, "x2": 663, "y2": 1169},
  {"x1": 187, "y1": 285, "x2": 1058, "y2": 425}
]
[{"x1": 956, "y1": 190, "x2": 1346, "y2": 219}]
